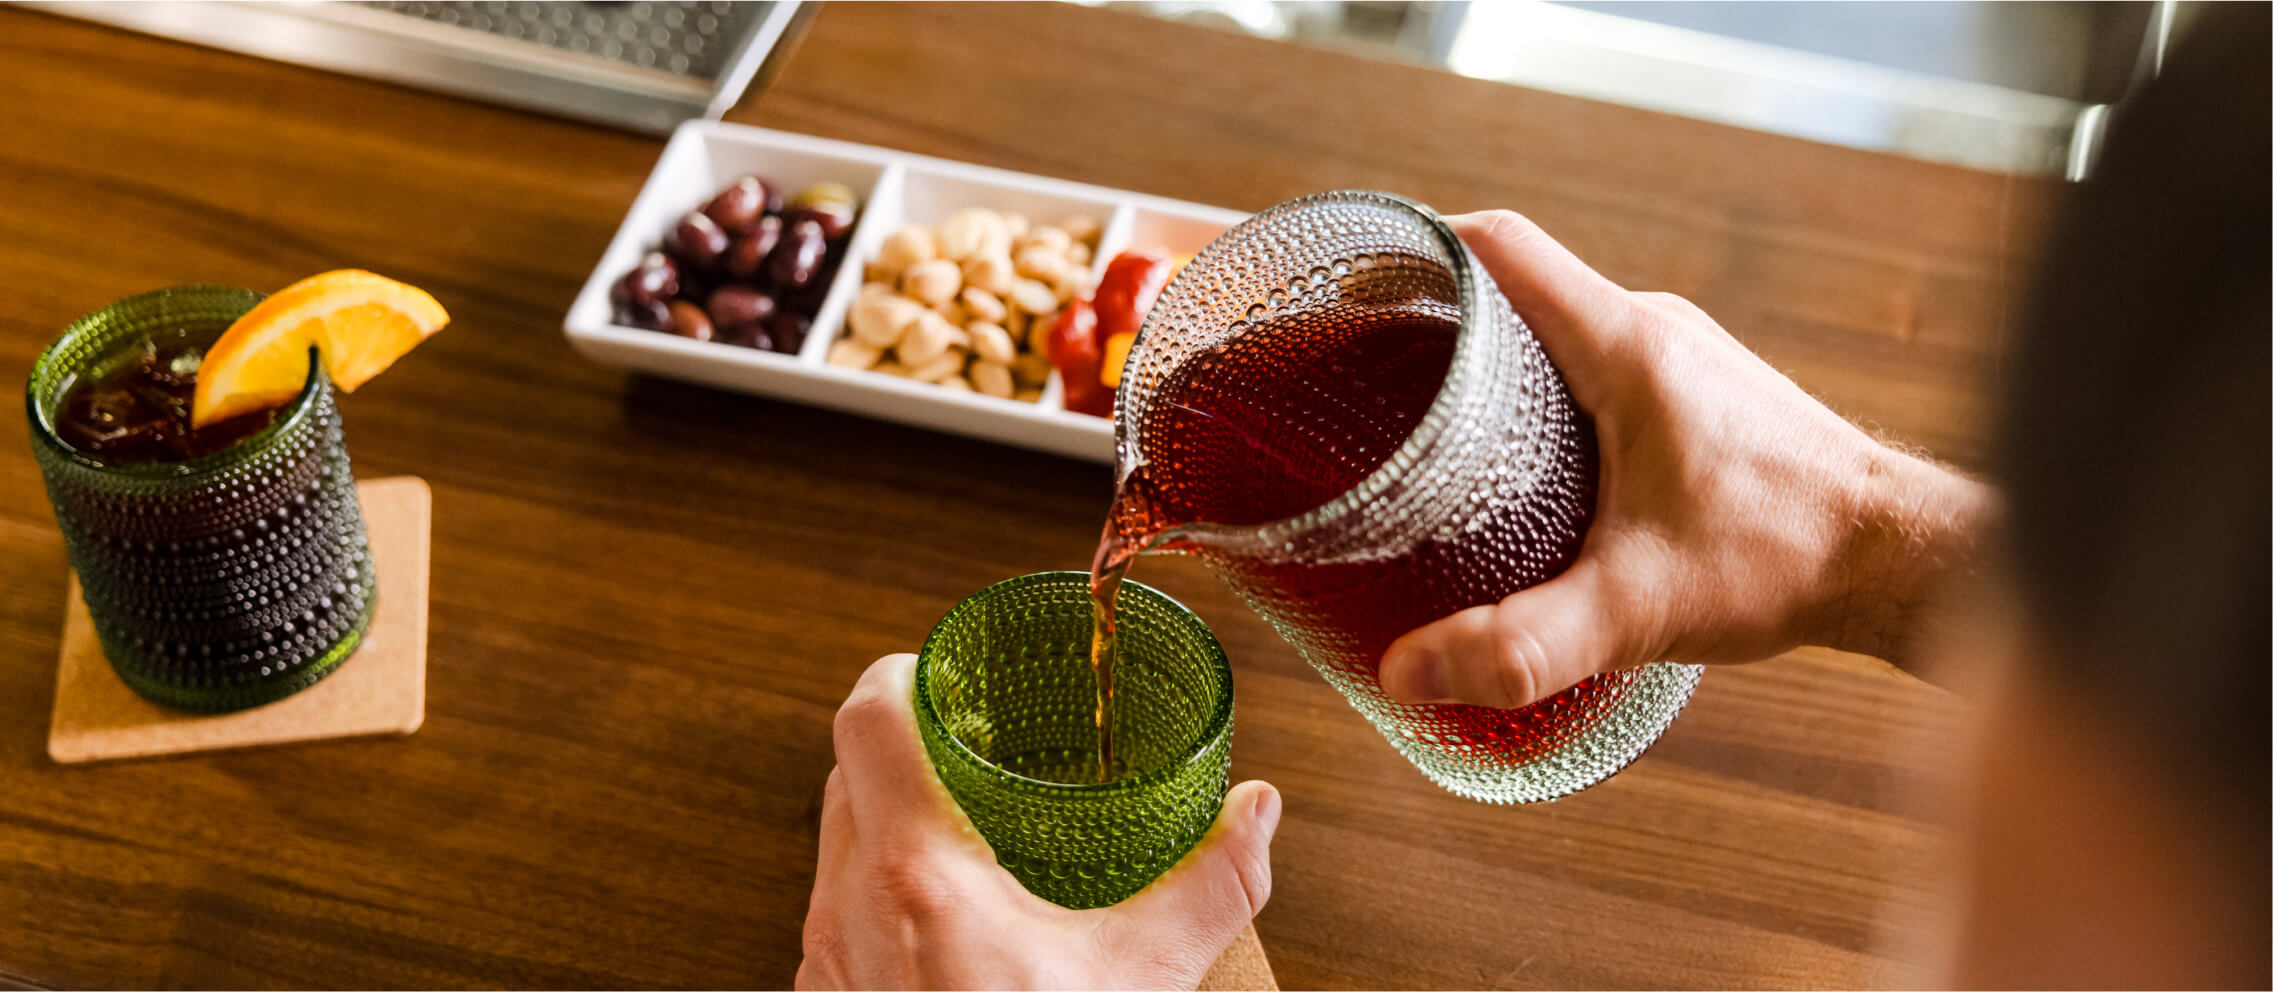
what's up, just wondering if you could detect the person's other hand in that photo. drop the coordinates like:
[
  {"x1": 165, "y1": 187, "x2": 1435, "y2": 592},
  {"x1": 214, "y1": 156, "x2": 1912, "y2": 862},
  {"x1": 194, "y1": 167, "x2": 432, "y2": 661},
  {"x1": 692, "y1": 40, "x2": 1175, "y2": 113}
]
[
  {"x1": 1378, "y1": 211, "x2": 1991, "y2": 709},
  {"x1": 798, "y1": 654, "x2": 1282, "y2": 990}
]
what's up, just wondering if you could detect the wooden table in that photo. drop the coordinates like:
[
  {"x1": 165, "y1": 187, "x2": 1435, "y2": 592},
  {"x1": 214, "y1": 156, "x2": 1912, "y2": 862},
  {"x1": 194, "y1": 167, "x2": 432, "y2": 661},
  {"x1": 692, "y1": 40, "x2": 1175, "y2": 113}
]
[{"x1": 0, "y1": 4, "x2": 2058, "y2": 988}]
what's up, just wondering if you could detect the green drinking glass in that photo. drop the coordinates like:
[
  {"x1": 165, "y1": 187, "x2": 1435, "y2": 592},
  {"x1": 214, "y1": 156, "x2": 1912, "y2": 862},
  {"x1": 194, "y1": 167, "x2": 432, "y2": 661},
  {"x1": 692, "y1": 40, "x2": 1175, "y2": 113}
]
[
  {"x1": 914, "y1": 571, "x2": 1233, "y2": 910},
  {"x1": 26, "y1": 286, "x2": 377, "y2": 713}
]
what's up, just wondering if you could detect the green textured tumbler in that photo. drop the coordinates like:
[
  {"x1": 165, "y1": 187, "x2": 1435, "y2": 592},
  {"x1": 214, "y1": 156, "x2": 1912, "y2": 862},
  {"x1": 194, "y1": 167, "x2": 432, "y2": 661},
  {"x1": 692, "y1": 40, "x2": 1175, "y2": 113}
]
[
  {"x1": 914, "y1": 571, "x2": 1233, "y2": 909},
  {"x1": 27, "y1": 286, "x2": 376, "y2": 712}
]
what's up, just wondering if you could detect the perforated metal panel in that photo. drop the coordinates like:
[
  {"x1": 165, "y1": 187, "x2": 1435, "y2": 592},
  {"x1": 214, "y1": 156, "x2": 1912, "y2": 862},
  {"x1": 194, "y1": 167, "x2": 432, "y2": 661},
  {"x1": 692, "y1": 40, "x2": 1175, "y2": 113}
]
[
  {"x1": 357, "y1": 1, "x2": 761, "y2": 79},
  {"x1": 34, "y1": 0, "x2": 806, "y2": 134}
]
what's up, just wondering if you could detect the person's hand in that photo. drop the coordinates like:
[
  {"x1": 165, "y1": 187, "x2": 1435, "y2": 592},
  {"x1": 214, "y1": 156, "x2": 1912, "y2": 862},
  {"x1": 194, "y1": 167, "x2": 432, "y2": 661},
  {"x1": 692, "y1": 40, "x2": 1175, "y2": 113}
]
[
  {"x1": 1377, "y1": 211, "x2": 1993, "y2": 708},
  {"x1": 798, "y1": 654, "x2": 1282, "y2": 990}
]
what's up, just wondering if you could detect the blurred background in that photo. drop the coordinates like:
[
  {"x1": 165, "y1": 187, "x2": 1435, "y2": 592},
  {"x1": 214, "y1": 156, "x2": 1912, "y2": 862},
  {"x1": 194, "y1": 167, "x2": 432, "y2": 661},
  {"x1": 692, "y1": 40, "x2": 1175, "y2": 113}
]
[
  {"x1": 1099, "y1": 0, "x2": 2182, "y2": 176},
  {"x1": 38, "y1": 0, "x2": 2184, "y2": 178}
]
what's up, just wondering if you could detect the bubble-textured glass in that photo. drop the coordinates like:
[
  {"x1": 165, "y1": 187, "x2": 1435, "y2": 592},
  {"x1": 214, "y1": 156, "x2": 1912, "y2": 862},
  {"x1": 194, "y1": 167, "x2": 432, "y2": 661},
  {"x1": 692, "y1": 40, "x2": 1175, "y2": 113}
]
[
  {"x1": 27, "y1": 286, "x2": 376, "y2": 712},
  {"x1": 915, "y1": 572, "x2": 1232, "y2": 910},
  {"x1": 1115, "y1": 191, "x2": 1701, "y2": 803}
]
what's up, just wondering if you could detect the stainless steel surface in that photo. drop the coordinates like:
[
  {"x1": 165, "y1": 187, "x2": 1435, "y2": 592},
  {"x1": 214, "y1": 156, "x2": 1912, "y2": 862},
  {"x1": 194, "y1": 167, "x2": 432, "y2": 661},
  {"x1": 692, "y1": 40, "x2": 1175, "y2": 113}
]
[
  {"x1": 2068, "y1": 0, "x2": 2179, "y2": 181},
  {"x1": 1442, "y1": 0, "x2": 2091, "y2": 174},
  {"x1": 30, "y1": 0, "x2": 805, "y2": 134},
  {"x1": 1099, "y1": 0, "x2": 2177, "y2": 176}
]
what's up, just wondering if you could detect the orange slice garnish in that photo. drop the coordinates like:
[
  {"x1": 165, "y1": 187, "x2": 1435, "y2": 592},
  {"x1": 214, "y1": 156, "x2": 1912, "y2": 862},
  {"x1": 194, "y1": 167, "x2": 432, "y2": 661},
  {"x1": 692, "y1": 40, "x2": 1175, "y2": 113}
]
[{"x1": 191, "y1": 270, "x2": 448, "y2": 427}]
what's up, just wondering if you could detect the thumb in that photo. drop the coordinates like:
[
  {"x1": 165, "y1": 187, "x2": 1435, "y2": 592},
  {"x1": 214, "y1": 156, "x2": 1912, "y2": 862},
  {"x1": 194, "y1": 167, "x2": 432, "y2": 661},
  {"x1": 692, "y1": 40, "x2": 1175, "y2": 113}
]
[
  {"x1": 1378, "y1": 562, "x2": 1636, "y2": 708},
  {"x1": 1101, "y1": 780, "x2": 1282, "y2": 981}
]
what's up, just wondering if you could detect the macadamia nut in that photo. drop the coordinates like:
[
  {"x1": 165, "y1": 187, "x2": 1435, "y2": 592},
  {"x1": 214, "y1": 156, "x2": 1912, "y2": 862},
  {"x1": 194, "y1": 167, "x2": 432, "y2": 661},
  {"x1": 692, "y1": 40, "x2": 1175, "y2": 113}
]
[
  {"x1": 963, "y1": 252, "x2": 1018, "y2": 297},
  {"x1": 897, "y1": 311, "x2": 962, "y2": 367},
  {"x1": 901, "y1": 259, "x2": 962, "y2": 306},
  {"x1": 850, "y1": 294, "x2": 920, "y2": 348},
  {"x1": 960, "y1": 286, "x2": 1007, "y2": 324},
  {"x1": 1014, "y1": 244, "x2": 1070, "y2": 284},
  {"x1": 938, "y1": 207, "x2": 1010, "y2": 261},
  {"x1": 907, "y1": 347, "x2": 969, "y2": 383},
  {"x1": 876, "y1": 225, "x2": 938, "y2": 275},
  {"x1": 968, "y1": 322, "x2": 1017, "y2": 364},
  {"x1": 969, "y1": 361, "x2": 1015, "y2": 398},
  {"x1": 828, "y1": 338, "x2": 882, "y2": 369}
]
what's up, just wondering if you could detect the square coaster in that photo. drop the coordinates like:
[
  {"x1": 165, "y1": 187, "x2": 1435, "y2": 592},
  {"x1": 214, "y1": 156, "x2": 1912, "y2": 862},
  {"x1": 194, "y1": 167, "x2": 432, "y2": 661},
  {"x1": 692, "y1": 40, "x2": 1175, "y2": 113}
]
[
  {"x1": 1200, "y1": 924, "x2": 1278, "y2": 991},
  {"x1": 48, "y1": 476, "x2": 432, "y2": 764}
]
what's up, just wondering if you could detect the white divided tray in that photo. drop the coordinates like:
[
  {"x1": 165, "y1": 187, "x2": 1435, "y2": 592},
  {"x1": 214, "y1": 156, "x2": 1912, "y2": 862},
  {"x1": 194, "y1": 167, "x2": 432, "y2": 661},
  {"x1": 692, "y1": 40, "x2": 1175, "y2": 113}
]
[{"x1": 565, "y1": 121, "x2": 1248, "y2": 463}]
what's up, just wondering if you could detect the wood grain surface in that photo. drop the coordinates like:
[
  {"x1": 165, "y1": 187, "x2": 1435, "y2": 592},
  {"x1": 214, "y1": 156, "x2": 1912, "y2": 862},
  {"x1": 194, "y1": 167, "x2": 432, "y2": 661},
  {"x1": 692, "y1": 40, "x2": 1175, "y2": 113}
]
[{"x1": 0, "y1": 3, "x2": 2054, "y2": 988}]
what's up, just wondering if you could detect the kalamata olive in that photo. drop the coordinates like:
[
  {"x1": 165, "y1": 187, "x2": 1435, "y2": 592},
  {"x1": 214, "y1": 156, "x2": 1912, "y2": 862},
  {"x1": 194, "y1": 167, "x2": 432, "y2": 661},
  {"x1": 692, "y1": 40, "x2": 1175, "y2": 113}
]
[
  {"x1": 724, "y1": 214, "x2": 783, "y2": 282},
  {"x1": 611, "y1": 252, "x2": 680, "y2": 308},
  {"x1": 769, "y1": 312, "x2": 813, "y2": 354},
  {"x1": 702, "y1": 176, "x2": 772, "y2": 232},
  {"x1": 725, "y1": 322, "x2": 774, "y2": 351},
  {"x1": 667, "y1": 300, "x2": 715, "y2": 342},
  {"x1": 664, "y1": 211, "x2": 731, "y2": 272},
  {"x1": 616, "y1": 298, "x2": 671, "y2": 332},
  {"x1": 708, "y1": 285, "x2": 778, "y2": 329},
  {"x1": 767, "y1": 218, "x2": 827, "y2": 289},
  {"x1": 781, "y1": 260, "x2": 835, "y2": 313},
  {"x1": 676, "y1": 268, "x2": 716, "y2": 306},
  {"x1": 786, "y1": 200, "x2": 857, "y2": 241}
]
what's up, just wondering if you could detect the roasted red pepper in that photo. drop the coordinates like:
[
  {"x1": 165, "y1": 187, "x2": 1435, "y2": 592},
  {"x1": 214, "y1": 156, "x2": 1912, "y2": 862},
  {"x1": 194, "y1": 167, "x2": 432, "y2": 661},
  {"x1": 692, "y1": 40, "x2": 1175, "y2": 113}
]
[
  {"x1": 1045, "y1": 250, "x2": 1176, "y2": 416},
  {"x1": 1094, "y1": 250, "x2": 1173, "y2": 341},
  {"x1": 1045, "y1": 300, "x2": 1114, "y2": 416},
  {"x1": 1093, "y1": 250, "x2": 1173, "y2": 390}
]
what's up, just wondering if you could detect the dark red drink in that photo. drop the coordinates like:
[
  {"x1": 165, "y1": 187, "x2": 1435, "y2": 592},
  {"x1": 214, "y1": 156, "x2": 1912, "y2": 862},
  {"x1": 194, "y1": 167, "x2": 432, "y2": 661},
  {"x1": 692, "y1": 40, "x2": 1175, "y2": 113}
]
[{"x1": 54, "y1": 335, "x2": 278, "y2": 464}]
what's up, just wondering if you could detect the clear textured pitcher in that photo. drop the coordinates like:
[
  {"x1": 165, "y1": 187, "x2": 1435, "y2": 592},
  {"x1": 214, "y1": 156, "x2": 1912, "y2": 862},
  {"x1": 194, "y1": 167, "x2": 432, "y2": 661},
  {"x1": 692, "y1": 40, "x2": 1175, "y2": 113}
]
[{"x1": 1106, "y1": 191, "x2": 1700, "y2": 803}]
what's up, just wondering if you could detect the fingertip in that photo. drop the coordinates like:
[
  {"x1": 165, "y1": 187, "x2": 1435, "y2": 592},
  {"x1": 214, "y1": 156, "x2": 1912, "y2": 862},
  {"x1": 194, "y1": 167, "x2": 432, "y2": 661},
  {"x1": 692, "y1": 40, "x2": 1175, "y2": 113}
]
[
  {"x1": 1229, "y1": 779, "x2": 1282, "y2": 840},
  {"x1": 839, "y1": 659, "x2": 905, "y2": 725},
  {"x1": 1381, "y1": 610, "x2": 1487, "y2": 704},
  {"x1": 843, "y1": 653, "x2": 916, "y2": 708},
  {"x1": 1442, "y1": 208, "x2": 1539, "y2": 239},
  {"x1": 1378, "y1": 642, "x2": 1451, "y2": 705},
  {"x1": 872, "y1": 651, "x2": 919, "y2": 684}
]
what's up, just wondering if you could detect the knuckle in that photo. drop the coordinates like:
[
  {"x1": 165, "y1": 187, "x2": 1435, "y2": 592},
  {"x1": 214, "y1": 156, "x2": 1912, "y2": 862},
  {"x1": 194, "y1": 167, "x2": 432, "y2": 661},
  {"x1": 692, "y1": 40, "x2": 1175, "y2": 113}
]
[
  {"x1": 1466, "y1": 209, "x2": 1542, "y2": 246},
  {"x1": 1600, "y1": 571, "x2": 1669, "y2": 668},
  {"x1": 1621, "y1": 309, "x2": 1689, "y2": 371},
  {"x1": 821, "y1": 765, "x2": 847, "y2": 808},
  {"x1": 1637, "y1": 291, "x2": 1701, "y2": 316},
  {"x1": 831, "y1": 656, "x2": 916, "y2": 757},
  {"x1": 1601, "y1": 298, "x2": 1665, "y2": 351},
  {"x1": 869, "y1": 860, "x2": 967, "y2": 924},
  {"x1": 1488, "y1": 611, "x2": 1554, "y2": 707},
  {"x1": 800, "y1": 914, "x2": 848, "y2": 974},
  {"x1": 831, "y1": 690, "x2": 891, "y2": 756},
  {"x1": 1635, "y1": 291, "x2": 1732, "y2": 342},
  {"x1": 1231, "y1": 837, "x2": 1274, "y2": 916}
]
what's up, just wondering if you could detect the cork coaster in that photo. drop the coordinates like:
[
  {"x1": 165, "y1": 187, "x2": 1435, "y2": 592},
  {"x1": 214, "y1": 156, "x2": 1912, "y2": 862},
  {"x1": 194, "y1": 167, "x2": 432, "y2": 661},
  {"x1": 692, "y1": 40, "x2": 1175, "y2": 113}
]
[
  {"x1": 48, "y1": 476, "x2": 431, "y2": 764},
  {"x1": 1200, "y1": 924, "x2": 1278, "y2": 991}
]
